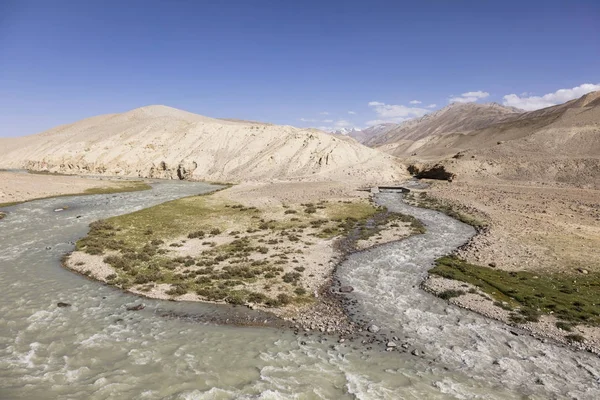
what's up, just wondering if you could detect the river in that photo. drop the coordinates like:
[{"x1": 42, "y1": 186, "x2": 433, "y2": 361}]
[{"x1": 1, "y1": 181, "x2": 598, "y2": 399}]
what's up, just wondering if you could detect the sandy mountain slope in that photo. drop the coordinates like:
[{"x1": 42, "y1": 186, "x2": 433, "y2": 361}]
[
  {"x1": 406, "y1": 91, "x2": 600, "y2": 187},
  {"x1": 365, "y1": 103, "x2": 523, "y2": 149},
  {"x1": 0, "y1": 105, "x2": 407, "y2": 184}
]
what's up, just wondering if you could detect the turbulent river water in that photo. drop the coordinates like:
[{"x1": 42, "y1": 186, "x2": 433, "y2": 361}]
[{"x1": 1, "y1": 181, "x2": 599, "y2": 399}]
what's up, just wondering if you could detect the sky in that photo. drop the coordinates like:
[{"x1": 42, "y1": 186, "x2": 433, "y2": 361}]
[{"x1": 0, "y1": 0, "x2": 599, "y2": 137}]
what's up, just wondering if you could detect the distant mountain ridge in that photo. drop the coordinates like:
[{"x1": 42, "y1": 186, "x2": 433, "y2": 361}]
[
  {"x1": 398, "y1": 90, "x2": 600, "y2": 187},
  {"x1": 363, "y1": 102, "x2": 524, "y2": 147}
]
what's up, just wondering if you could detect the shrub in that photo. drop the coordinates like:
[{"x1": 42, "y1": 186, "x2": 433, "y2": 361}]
[
  {"x1": 282, "y1": 272, "x2": 301, "y2": 283},
  {"x1": 247, "y1": 292, "x2": 267, "y2": 303},
  {"x1": 188, "y1": 230, "x2": 205, "y2": 239},
  {"x1": 284, "y1": 209, "x2": 297, "y2": 214},
  {"x1": 210, "y1": 228, "x2": 221, "y2": 235},
  {"x1": 439, "y1": 289, "x2": 465, "y2": 300},
  {"x1": 565, "y1": 334, "x2": 585, "y2": 342},
  {"x1": 166, "y1": 283, "x2": 189, "y2": 296},
  {"x1": 519, "y1": 307, "x2": 541, "y2": 322},
  {"x1": 556, "y1": 321, "x2": 573, "y2": 331},
  {"x1": 294, "y1": 287, "x2": 307, "y2": 296},
  {"x1": 277, "y1": 293, "x2": 292, "y2": 305},
  {"x1": 226, "y1": 292, "x2": 246, "y2": 305}
]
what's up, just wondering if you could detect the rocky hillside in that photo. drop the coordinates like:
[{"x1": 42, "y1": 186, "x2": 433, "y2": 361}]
[
  {"x1": 405, "y1": 91, "x2": 600, "y2": 187},
  {"x1": 0, "y1": 105, "x2": 407, "y2": 184},
  {"x1": 364, "y1": 102, "x2": 523, "y2": 149}
]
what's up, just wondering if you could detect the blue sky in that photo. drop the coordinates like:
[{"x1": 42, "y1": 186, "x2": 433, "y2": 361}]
[{"x1": 1, "y1": 0, "x2": 599, "y2": 137}]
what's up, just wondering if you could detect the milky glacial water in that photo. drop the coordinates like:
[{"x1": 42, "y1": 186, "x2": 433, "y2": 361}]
[{"x1": 0, "y1": 181, "x2": 598, "y2": 399}]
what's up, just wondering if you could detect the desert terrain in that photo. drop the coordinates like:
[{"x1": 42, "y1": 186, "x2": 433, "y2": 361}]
[
  {"x1": 0, "y1": 170, "x2": 150, "y2": 207},
  {"x1": 2, "y1": 92, "x2": 600, "y2": 351}
]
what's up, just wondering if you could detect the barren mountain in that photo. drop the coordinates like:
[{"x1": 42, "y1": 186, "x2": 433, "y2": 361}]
[
  {"x1": 404, "y1": 91, "x2": 600, "y2": 187},
  {"x1": 0, "y1": 105, "x2": 407, "y2": 184},
  {"x1": 365, "y1": 102, "x2": 523, "y2": 148}
]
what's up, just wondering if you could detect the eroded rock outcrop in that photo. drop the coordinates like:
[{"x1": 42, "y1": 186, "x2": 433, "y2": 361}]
[{"x1": 408, "y1": 163, "x2": 455, "y2": 181}]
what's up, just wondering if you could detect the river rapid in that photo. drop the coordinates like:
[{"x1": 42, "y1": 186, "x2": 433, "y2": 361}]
[{"x1": 1, "y1": 181, "x2": 599, "y2": 399}]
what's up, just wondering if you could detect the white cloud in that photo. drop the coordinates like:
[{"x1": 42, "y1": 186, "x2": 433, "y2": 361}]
[
  {"x1": 308, "y1": 118, "x2": 360, "y2": 132},
  {"x1": 366, "y1": 119, "x2": 408, "y2": 126},
  {"x1": 502, "y1": 83, "x2": 600, "y2": 111},
  {"x1": 334, "y1": 119, "x2": 351, "y2": 128},
  {"x1": 409, "y1": 100, "x2": 422, "y2": 104},
  {"x1": 299, "y1": 118, "x2": 316, "y2": 122},
  {"x1": 319, "y1": 111, "x2": 329, "y2": 115},
  {"x1": 449, "y1": 91, "x2": 490, "y2": 103},
  {"x1": 427, "y1": 104, "x2": 437, "y2": 108},
  {"x1": 367, "y1": 101, "x2": 430, "y2": 124},
  {"x1": 348, "y1": 111, "x2": 356, "y2": 115},
  {"x1": 448, "y1": 90, "x2": 490, "y2": 103}
]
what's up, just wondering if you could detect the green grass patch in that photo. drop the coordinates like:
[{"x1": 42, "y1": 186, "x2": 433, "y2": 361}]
[
  {"x1": 82, "y1": 181, "x2": 151, "y2": 195},
  {"x1": 431, "y1": 255, "x2": 600, "y2": 326}
]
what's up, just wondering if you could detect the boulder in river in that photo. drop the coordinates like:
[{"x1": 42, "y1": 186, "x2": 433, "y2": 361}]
[
  {"x1": 57, "y1": 302, "x2": 71, "y2": 308},
  {"x1": 367, "y1": 324, "x2": 380, "y2": 333},
  {"x1": 339, "y1": 286, "x2": 354, "y2": 293},
  {"x1": 126, "y1": 304, "x2": 145, "y2": 311}
]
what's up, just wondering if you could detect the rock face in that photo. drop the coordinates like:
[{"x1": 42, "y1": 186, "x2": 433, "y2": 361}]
[
  {"x1": 408, "y1": 163, "x2": 455, "y2": 181},
  {"x1": 0, "y1": 105, "x2": 407, "y2": 184}
]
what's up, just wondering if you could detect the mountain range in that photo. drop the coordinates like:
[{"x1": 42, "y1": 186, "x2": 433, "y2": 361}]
[
  {"x1": 0, "y1": 105, "x2": 406, "y2": 184},
  {"x1": 1, "y1": 91, "x2": 598, "y2": 188}
]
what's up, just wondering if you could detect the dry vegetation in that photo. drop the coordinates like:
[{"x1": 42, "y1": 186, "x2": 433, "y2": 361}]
[{"x1": 65, "y1": 190, "x2": 420, "y2": 313}]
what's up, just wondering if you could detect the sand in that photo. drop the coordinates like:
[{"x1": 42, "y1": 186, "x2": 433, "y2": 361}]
[
  {"x1": 0, "y1": 171, "x2": 142, "y2": 206},
  {"x1": 427, "y1": 180, "x2": 600, "y2": 273}
]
